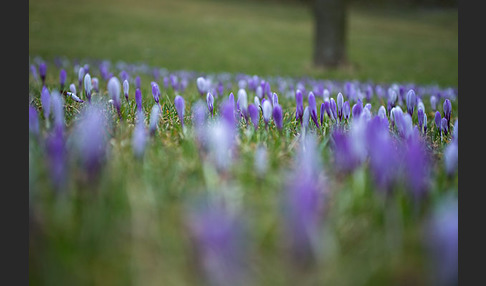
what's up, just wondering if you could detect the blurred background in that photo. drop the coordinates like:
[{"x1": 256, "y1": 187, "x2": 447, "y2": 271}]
[{"x1": 29, "y1": 0, "x2": 458, "y2": 87}]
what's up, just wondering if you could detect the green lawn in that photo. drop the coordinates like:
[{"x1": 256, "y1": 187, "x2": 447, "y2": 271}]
[{"x1": 29, "y1": 0, "x2": 457, "y2": 87}]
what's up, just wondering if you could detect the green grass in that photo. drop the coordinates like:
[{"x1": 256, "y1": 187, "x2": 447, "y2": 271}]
[{"x1": 29, "y1": 0, "x2": 457, "y2": 87}]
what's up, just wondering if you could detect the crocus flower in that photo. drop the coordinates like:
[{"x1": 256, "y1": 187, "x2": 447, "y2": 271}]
[
  {"x1": 256, "y1": 85, "x2": 263, "y2": 99},
  {"x1": 441, "y1": 118, "x2": 448, "y2": 136},
  {"x1": 295, "y1": 89, "x2": 304, "y2": 125},
  {"x1": 272, "y1": 104, "x2": 283, "y2": 130},
  {"x1": 303, "y1": 106, "x2": 310, "y2": 130},
  {"x1": 135, "y1": 76, "x2": 141, "y2": 90},
  {"x1": 320, "y1": 103, "x2": 326, "y2": 126},
  {"x1": 84, "y1": 73, "x2": 92, "y2": 103},
  {"x1": 352, "y1": 100, "x2": 363, "y2": 119},
  {"x1": 272, "y1": 92, "x2": 278, "y2": 106},
  {"x1": 435, "y1": 111, "x2": 442, "y2": 136},
  {"x1": 30, "y1": 64, "x2": 39, "y2": 82},
  {"x1": 151, "y1": 81, "x2": 160, "y2": 104},
  {"x1": 132, "y1": 111, "x2": 148, "y2": 159},
  {"x1": 254, "y1": 96, "x2": 260, "y2": 108},
  {"x1": 207, "y1": 119, "x2": 237, "y2": 172},
  {"x1": 337, "y1": 92, "x2": 344, "y2": 121},
  {"x1": 186, "y1": 198, "x2": 249, "y2": 286},
  {"x1": 92, "y1": 77, "x2": 99, "y2": 93},
  {"x1": 197, "y1": 77, "x2": 209, "y2": 96},
  {"x1": 220, "y1": 99, "x2": 236, "y2": 127},
  {"x1": 69, "y1": 83, "x2": 76, "y2": 95},
  {"x1": 78, "y1": 66, "x2": 85, "y2": 91},
  {"x1": 262, "y1": 100, "x2": 272, "y2": 128},
  {"x1": 41, "y1": 86, "x2": 50, "y2": 120},
  {"x1": 322, "y1": 99, "x2": 332, "y2": 123},
  {"x1": 72, "y1": 103, "x2": 109, "y2": 179},
  {"x1": 247, "y1": 104, "x2": 259, "y2": 130},
  {"x1": 377, "y1": 105, "x2": 387, "y2": 120},
  {"x1": 425, "y1": 197, "x2": 458, "y2": 286},
  {"x1": 403, "y1": 137, "x2": 430, "y2": 199},
  {"x1": 45, "y1": 126, "x2": 66, "y2": 191},
  {"x1": 417, "y1": 108, "x2": 425, "y2": 133},
  {"x1": 238, "y1": 88, "x2": 248, "y2": 121},
  {"x1": 366, "y1": 116, "x2": 399, "y2": 191},
  {"x1": 51, "y1": 90, "x2": 65, "y2": 133},
  {"x1": 308, "y1": 92, "x2": 320, "y2": 128},
  {"x1": 149, "y1": 104, "x2": 161, "y2": 136},
  {"x1": 283, "y1": 135, "x2": 325, "y2": 268},
  {"x1": 123, "y1": 79, "x2": 129, "y2": 102},
  {"x1": 39, "y1": 62, "x2": 46, "y2": 85},
  {"x1": 108, "y1": 77, "x2": 122, "y2": 118},
  {"x1": 207, "y1": 92, "x2": 214, "y2": 117},
  {"x1": 59, "y1": 69, "x2": 67, "y2": 90},
  {"x1": 343, "y1": 101, "x2": 350, "y2": 121},
  {"x1": 443, "y1": 99, "x2": 452, "y2": 127},
  {"x1": 332, "y1": 129, "x2": 362, "y2": 173},
  {"x1": 135, "y1": 88, "x2": 142, "y2": 111},
  {"x1": 174, "y1": 95, "x2": 185, "y2": 128},
  {"x1": 387, "y1": 88, "x2": 398, "y2": 113},
  {"x1": 406, "y1": 89, "x2": 417, "y2": 116},
  {"x1": 365, "y1": 103, "x2": 372, "y2": 111},
  {"x1": 430, "y1": 95, "x2": 437, "y2": 111},
  {"x1": 329, "y1": 98, "x2": 337, "y2": 122}
]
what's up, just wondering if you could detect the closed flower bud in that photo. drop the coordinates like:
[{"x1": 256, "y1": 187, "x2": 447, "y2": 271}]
[
  {"x1": 206, "y1": 92, "x2": 214, "y2": 116},
  {"x1": 272, "y1": 104, "x2": 283, "y2": 130},
  {"x1": 262, "y1": 100, "x2": 272, "y2": 127},
  {"x1": 174, "y1": 95, "x2": 185, "y2": 127},
  {"x1": 123, "y1": 79, "x2": 129, "y2": 102},
  {"x1": 248, "y1": 103, "x2": 259, "y2": 130},
  {"x1": 84, "y1": 73, "x2": 92, "y2": 102}
]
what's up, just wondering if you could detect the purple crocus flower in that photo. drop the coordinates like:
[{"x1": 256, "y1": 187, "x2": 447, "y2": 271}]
[
  {"x1": 283, "y1": 135, "x2": 325, "y2": 268},
  {"x1": 256, "y1": 85, "x2": 263, "y2": 99},
  {"x1": 92, "y1": 77, "x2": 99, "y2": 93},
  {"x1": 435, "y1": 111, "x2": 442, "y2": 136},
  {"x1": 332, "y1": 129, "x2": 362, "y2": 173},
  {"x1": 29, "y1": 106, "x2": 39, "y2": 137},
  {"x1": 352, "y1": 100, "x2": 363, "y2": 119},
  {"x1": 417, "y1": 108, "x2": 425, "y2": 133},
  {"x1": 443, "y1": 99, "x2": 452, "y2": 127},
  {"x1": 108, "y1": 77, "x2": 122, "y2": 118},
  {"x1": 254, "y1": 96, "x2": 260, "y2": 108},
  {"x1": 174, "y1": 95, "x2": 185, "y2": 128},
  {"x1": 406, "y1": 89, "x2": 417, "y2": 116},
  {"x1": 441, "y1": 118, "x2": 448, "y2": 136},
  {"x1": 308, "y1": 92, "x2": 320, "y2": 128},
  {"x1": 272, "y1": 92, "x2": 278, "y2": 106},
  {"x1": 319, "y1": 103, "x2": 326, "y2": 126},
  {"x1": 425, "y1": 197, "x2": 458, "y2": 286},
  {"x1": 132, "y1": 111, "x2": 148, "y2": 159},
  {"x1": 329, "y1": 98, "x2": 337, "y2": 122},
  {"x1": 30, "y1": 64, "x2": 39, "y2": 82},
  {"x1": 151, "y1": 81, "x2": 160, "y2": 104},
  {"x1": 123, "y1": 79, "x2": 129, "y2": 102},
  {"x1": 149, "y1": 104, "x2": 161, "y2": 136},
  {"x1": 337, "y1": 92, "x2": 344, "y2": 121},
  {"x1": 366, "y1": 116, "x2": 399, "y2": 191},
  {"x1": 343, "y1": 101, "x2": 350, "y2": 121},
  {"x1": 238, "y1": 88, "x2": 248, "y2": 122},
  {"x1": 220, "y1": 99, "x2": 236, "y2": 128},
  {"x1": 59, "y1": 69, "x2": 67, "y2": 91},
  {"x1": 41, "y1": 86, "x2": 50, "y2": 121},
  {"x1": 39, "y1": 62, "x2": 47, "y2": 85},
  {"x1": 430, "y1": 95, "x2": 437, "y2": 111},
  {"x1": 247, "y1": 103, "x2": 259, "y2": 130},
  {"x1": 295, "y1": 89, "x2": 304, "y2": 125},
  {"x1": 303, "y1": 106, "x2": 310, "y2": 130},
  {"x1": 207, "y1": 92, "x2": 214, "y2": 117},
  {"x1": 322, "y1": 100, "x2": 332, "y2": 123},
  {"x1": 403, "y1": 137, "x2": 430, "y2": 199},
  {"x1": 197, "y1": 77, "x2": 209, "y2": 96},
  {"x1": 78, "y1": 66, "x2": 85, "y2": 91},
  {"x1": 135, "y1": 88, "x2": 142, "y2": 111},
  {"x1": 378, "y1": 105, "x2": 387, "y2": 120},
  {"x1": 186, "y1": 198, "x2": 249, "y2": 286},
  {"x1": 73, "y1": 104, "x2": 109, "y2": 179},
  {"x1": 84, "y1": 73, "x2": 92, "y2": 103},
  {"x1": 272, "y1": 104, "x2": 283, "y2": 131},
  {"x1": 45, "y1": 126, "x2": 66, "y2": 190},
  {"x1": 262, "y1": 100, "x2": 272, "y2": 128}
]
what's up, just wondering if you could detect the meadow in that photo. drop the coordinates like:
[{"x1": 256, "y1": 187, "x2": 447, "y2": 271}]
[{"x1": 29, "y1": 0, "x2": 458, "y2": 285}]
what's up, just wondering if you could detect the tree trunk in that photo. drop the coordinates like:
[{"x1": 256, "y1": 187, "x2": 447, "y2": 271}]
[{"x1": 313, "y1": 0, "x2": 348, "y2": 68}]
